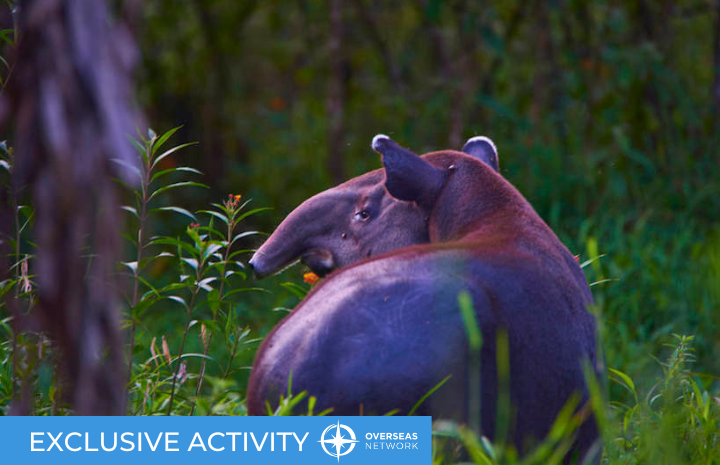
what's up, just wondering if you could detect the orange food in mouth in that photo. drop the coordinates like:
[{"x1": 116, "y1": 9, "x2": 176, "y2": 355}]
[{"x1": 303, "y1": 272, "x2": 320, "y2": 285}]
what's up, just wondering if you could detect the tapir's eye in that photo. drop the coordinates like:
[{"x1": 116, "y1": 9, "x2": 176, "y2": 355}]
[{"x1": 354, "y1": 210, "x2": 370, "y2": 221}]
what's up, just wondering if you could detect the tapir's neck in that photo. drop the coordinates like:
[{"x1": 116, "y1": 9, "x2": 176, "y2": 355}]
[{"x1": 427, "y1": 157, "x2": 551, "y2": 245}]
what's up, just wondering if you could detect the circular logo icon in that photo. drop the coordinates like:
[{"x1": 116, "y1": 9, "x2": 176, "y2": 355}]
[{"x1": 318, "y1": 421, "x2": 358, "y2": 461}]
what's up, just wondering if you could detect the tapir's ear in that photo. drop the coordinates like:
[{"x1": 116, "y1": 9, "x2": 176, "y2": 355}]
[
  {"x1": 462, "y1": 136, "x2": 499, "y2": 172},
  {"x1": 372, "y1": 134, "x2": 445, "y2": 207}
]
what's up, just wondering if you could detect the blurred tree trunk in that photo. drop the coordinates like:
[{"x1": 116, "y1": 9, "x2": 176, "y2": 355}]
[
  {"x1": 327, "y1": 0, "x2": 348, "y2": 184},
  {"x1": 0, "y1": 0, "x2": 140, "y2": 415}
]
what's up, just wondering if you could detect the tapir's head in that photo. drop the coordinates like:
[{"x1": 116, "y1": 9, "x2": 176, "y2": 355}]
[{"x1": 249, "y1": 134, "x2": 499, "y2": 278}]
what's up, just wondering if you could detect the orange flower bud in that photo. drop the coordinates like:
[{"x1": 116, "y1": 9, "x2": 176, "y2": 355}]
[{"x1": 303, "y1": 272, "x2": 320, "y2": 286}]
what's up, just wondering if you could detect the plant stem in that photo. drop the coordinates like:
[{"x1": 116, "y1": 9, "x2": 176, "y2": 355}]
[
  {"x1": 167, "y1": 263, "x2": 202, "y2": 415},
  {"x1": 189, "y1": 217, "x2": 234, "y2": 415},
  {"x1": 126, "y1": 145, "x2": 151, "y2": 395},
  {"x1": 222, "y1": 331, "x2": 242, "y2": 380}
]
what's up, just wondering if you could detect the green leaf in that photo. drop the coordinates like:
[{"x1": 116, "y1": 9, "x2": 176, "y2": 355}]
[
  {"x1": 589, "y1": 278, "x2": 617, "y2": 287},
  {"x1": 585, "y1": 237, "x2": 602, "y2": 275},
  {"x1": 609, "y1": 367, "x2": 636, "y2": 397},
  {"x1": 281, "y1": 282, "x2": 308, "y2": 299},
  {"x1": 151, "y1": 142, "x2": 198, "y2": 170},
  {"x1": 206, "y1": 289, "x2": 221, "y2": 315},
  {"x1": 623, "y1": 405, "x2": 636, "y2": 433},
  {"x1": 198, "y1": 225, "x2": 226, "y2": 239},
  {"x1": 236, "y1": 207, "x2": 271, "y2": 222},
  {"x1": 199, "y1": 210, "x2": 229, "y2": 225},
  {"x1": 131, "y1": 295, "x2": 159, "y2": 318},
  {"x1": 458, "y1": 291, "x2": 482, "y2": 350},
  {"x1": 579, "y1": 254, "x2": 606, "y2": 269},
  {"x1": 198, "y1": 277, "x2": 217, "y2": 292},
  {"x1": 148, "y1": 181, "x2": 208, "y2": 201},
  {"x1": 122, "y1": 261, "x2": 139, "y2": 274},
  {"x1": 223, "y1": 287, "x2": 268, "y2": 298},
  {"x1": 231, "y1": 231, "x2": 261, "y2": 245},
  {"x1": 135, "y1": 127, "x2": 149, "y2": 144},
  {"x1": 121, "y1": 206, "x2": 139, "y2": 218},
  {"x1": 150, "y1": 166, "x2": 203, "y2": 184},
  {"x1": 235, "y1": 198, "x2": 253, "y2": 212},
  {"x1": 185, "y1": 227, "x2": 205, "y2": 251},
  {"x1": 182, "y1": 258, "x2": 199, "y2": 270},
  {"x1": 151, "y1": 206, "x2": 197, "y2": 221},
  {"x1": 203, "y1": 243, "x2": 223, "y2": 261},
  {"x1": 175, "y1": 353, "x2": 214, "y2": 362},
  {"x1": 149, "y1": 237, "x2": 198, "y2": 258},
  {"x1": 110, "y1": 158, "x2": 142, "y2": 181},
  {"x1": 0, "y1": 29, "x2": 14, "y2": 47},
  {"x1": 161, "y1": 282, "x2": 193, "y2": 293},
  {"x1": 151, "y1": 126, "x2": 181, "y2": 156},
  {"x1": 120, "y1": 232, "x2": 137, "y2": 246},
  {"x1": 166, "y1": 295, "x2": 188, "y2": 309},
  {"x1": 271, "y1": 307, "x2": 293, "y2": 313},
  {"x1": 129, "y1": 137, "x2": 146, "y2": 156},
  {"x1": 136, "y1": 275, "x2": 162, "y2": 297},
  {"x1": 408, "y1": 374, "x2": 452, "y2": 415},
  {"x1": 227, "y1": 249, "x2": 256, "y2": 261},
  {"x1": 210, "y1": 202, "x2": 231, "y2": 217},
  {"x1": 218, "y1": 270, "x2": 246, "y2": 282}
]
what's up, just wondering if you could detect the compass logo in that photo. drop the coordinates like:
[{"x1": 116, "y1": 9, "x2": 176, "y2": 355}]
[{"x1": 318, "y1": 421, "x2": 358, "y2": 461}]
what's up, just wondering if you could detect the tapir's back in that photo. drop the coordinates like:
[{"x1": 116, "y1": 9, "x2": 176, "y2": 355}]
[{"x1": 247, "y1": 229, "x2": 598, "y2": 456}]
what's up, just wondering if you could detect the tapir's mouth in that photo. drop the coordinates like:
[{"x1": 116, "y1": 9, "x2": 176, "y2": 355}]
[
  {"x1": 300, "y1": 248, "x2": 335, "y2": 277},
  {"x1": 249, "y1": 248, "x2": 336, "y2": 279}
]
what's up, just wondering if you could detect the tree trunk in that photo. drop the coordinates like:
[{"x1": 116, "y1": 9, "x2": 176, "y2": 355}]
[{"x1": 0, "y1": 0, "x2": 140, "y2": 415}]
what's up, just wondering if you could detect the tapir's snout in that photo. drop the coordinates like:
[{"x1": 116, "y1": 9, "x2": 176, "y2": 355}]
[
  {"x1": 247, "y1": 253, "x2": 268, "y2": 279},
  {"x1": 248, "y1": 189, "x2": 351, "y2": 280}
]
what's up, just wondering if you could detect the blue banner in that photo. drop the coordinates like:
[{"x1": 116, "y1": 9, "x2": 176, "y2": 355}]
[{"x1": 0, "y1": 416, "x2": 431, "y2": 464}]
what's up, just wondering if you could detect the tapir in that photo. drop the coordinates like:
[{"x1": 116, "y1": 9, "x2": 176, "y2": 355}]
[{"x1": 247, "y1": 135, "x2": 601, "y2": 462}]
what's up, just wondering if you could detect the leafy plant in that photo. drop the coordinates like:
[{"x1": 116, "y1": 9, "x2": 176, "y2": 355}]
[
  {"x1": 120, "y1": 126, "x2": 205, "y2": 386},
  {"x1": 121, "y1": 127, "x2": 268, "y2": 416}
]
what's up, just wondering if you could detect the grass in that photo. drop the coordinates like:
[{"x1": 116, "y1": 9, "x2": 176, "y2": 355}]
[{"x1": 0, "y1": 127, "x2": 717, "y2": 464}]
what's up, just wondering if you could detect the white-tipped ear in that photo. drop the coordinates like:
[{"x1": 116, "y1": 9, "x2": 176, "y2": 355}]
[
  {"x1": 371, "y1": 134, "x2": 390, "y2": 152},
  {"x1": 371, "y1": 135, "x2": 445, "y2": 208},
  {"x1": 462, "y1": 136, "x2": 499, "y2": 172}
]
